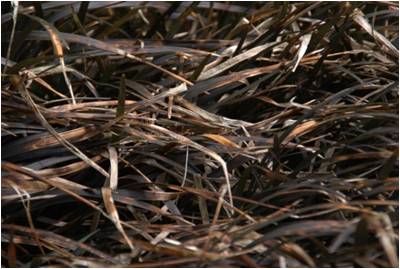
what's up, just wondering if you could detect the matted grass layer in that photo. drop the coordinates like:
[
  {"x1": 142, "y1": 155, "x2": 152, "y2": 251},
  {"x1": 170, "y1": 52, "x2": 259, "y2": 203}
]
[{"x1": 1, "y1": 1, "x2": 398, "y2": 267}]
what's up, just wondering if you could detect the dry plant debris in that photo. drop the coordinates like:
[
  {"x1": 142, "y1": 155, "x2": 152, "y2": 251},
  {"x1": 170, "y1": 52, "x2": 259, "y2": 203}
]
[{"x1": 1, "y1": 1, "x2": 399, "y2": 268}]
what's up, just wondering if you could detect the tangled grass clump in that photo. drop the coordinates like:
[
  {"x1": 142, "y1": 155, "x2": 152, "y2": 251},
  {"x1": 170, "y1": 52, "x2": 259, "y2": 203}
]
[{"x1": 1, "y1": 1, "x2": 398, "y2": 267}]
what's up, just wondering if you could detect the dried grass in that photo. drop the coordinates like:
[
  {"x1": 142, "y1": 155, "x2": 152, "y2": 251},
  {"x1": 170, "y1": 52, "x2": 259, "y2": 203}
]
[{"x1": 1, "y1": 1, "x2": 398, "y2": 267}]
